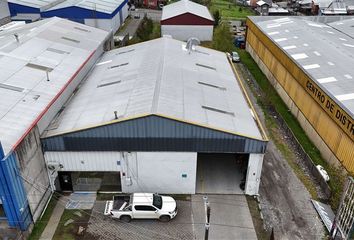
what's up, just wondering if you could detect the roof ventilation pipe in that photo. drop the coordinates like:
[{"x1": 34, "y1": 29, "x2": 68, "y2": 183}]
[
  {"x1": 186, "y1": 37, "x2": 200, "y2": 54},
  {"x1": 14, "y1": 33, "x2": 19, "y2": 43},
  {"x1": 114, "y1": 111, "x2": 118, "y2": 120}
]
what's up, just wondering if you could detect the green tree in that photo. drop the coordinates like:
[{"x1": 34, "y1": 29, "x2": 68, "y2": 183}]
[
  {"x1": 136, "y1": 16, "x2": 154, "y2": 41},
  {"x1": 213, "y1": 10, "x2": 220, "y2": 27},
  {"x1": 212, "y1": 23, "x2": 234, "y2": 52}
]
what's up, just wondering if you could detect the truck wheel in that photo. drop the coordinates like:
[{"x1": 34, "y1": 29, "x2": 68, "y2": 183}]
[
  {"x1": 159, "y1": 215, "x2": 171, "y2": 222},
  {"x1": 120, "y1": 215, "x2": 131, "y2": 223}
]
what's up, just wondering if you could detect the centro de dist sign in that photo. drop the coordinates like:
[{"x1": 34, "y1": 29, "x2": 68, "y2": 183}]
[{"x1": 306, "y1": 80, "x2": 354, "y2": 141}]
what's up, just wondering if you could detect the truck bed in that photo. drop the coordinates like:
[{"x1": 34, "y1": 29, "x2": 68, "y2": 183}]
[
  {"x1": 113, "y1": 195, "x2": 131, "y2": 210},
  {"x1": 104, "y1": 194, "x2": 131, "y2": 215}
]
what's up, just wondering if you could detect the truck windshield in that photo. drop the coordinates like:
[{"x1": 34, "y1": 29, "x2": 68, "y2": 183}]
[{"x1": 153, "y1": 194, "x2": 162, "y2": 209}]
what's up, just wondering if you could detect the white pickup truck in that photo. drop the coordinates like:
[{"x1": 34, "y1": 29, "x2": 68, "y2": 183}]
[{"x1": 104, "y1": 193, "x2": 177, "y2": 222}]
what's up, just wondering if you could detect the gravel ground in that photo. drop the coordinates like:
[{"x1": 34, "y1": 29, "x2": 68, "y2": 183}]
[{"x1": 235, "y1": 63, "x2": 326, "y2": 239}]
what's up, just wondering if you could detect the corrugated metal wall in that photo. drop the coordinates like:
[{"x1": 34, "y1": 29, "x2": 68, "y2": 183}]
[
  {"x1": 0, "y1": 144, "x2": 32, "y2": 230},
  {"x1": 246, "y1": 19, "x2": 354, "y2": 173},
  {"x1": 42, "y1": 115, "x2": 267, "y2": 154},
  {"x1": 45, "y1": 151, "x2": 122, "y2": 172}
]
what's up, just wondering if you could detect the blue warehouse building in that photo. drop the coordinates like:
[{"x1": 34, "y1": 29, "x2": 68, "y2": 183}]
[
  {"x1": 8, "y1": 0, "x2": 129, "y2": 33},
  {"x1": 0, "y1": 17, "x2": 110, "y2": 233}
]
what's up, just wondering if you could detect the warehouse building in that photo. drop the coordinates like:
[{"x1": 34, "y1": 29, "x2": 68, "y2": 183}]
[
  {"x1": 0, "y1": 17, "x2": 110, "y2": 230},
  {"x1": 161, "y1": 0, "x2": 214, "y2": 41},
  {"x1": 41, "y1": 37, "x2": 268, "y2": 196},
  {"x1": 0, "y1": 0, "x2": 10, "y2": 26},
  {"x1": 8, "y1": 0, "x2": 129, "y2": 33},
  {"x1": 41, "y1": 0, "x2": 129, "y2": 33},
  {"x1": 246, "y1": 16, "x2": 354, "y2": 174}
]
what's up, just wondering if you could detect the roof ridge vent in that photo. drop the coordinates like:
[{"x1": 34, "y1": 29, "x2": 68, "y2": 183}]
[{"x1": 186, "y1": 37, "x2": 200, "y2": 54}]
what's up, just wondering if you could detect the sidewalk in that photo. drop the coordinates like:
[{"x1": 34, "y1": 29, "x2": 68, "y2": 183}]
[{"x1": 39, "y1": 196, "x2": 69, "y2": 240}]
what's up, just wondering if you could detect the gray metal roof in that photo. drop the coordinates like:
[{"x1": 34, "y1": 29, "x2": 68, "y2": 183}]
[
  {"x1": 161, "y1": 0, "x2": 213, "y2": 21},
  {"x1": 323, "y1": 0, "x2": 354, "y2": 14},
  {"x1": 0, "y1": 17, "x2": 108, "y2": 155},
  {"x1": 249, "y1": 16, "x2": 354, "y2": 118},
  {"x1": 44, "y1": 37, "x2": 264, "y2": 141},
  {"x1": 46, "y1": 0, "x2": 126, "y2": 14}
]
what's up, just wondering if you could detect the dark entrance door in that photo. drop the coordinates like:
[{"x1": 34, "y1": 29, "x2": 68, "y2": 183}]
[{"x1": 58, "y1": 172, "x2": 73, "y2": 191}]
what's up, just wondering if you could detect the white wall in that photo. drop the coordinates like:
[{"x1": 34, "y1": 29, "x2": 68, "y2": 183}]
[
  {"x1": 245, "y1": 153, "x2": 264, "y2": 195},
  {"x1": 85, "y1": 18, "x2": 115, "y2": 32},
  {"x1": 0, "y1": 0, "x2": 10, "y2": 20},
  {"x1": 84, "y1": 5, "x2": 128, "y2": 34},
  {"x1": 161, "y1": 25, "x2": 213, "y2": 41},
  {"x1": 121, "y1": 152, "x2": 197, "y2": 194},
  {"x1": 16, "y1": 127, "x2": 51, "y2": 222},
  {"x1": 121, "y1": 4, "x2": 129, "y2": 23},
  {"x1": 45, "y1": 151, "x2": 123, "y2": 191},
  {"x1": 44, "y1": 151, "x2": 122, "y2": 172}
]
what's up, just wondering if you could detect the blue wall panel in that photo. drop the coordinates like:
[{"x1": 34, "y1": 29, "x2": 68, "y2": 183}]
[
  {"x1": 8, "y1": 3, "x2": 40, "y2": 16},
  {"x1": 0, "y1": 144, "x2": 32, "y2": 230},
  {"x1": 41, "y1": 0, "x2": 128, "y2": 19},
  {"x1": 42, "y1": 115, "x2": 267, "y2": 153}
]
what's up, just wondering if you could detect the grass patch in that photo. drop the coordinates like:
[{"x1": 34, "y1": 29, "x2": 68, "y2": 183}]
[
  {"x1": 210, "y1": 0, "x2": 254, "y2": 20},
  {"x1": 238, "y1": 49, "x2": 346, "y2": 209},
  {"x1": 246, "y1": 196, "x2": 269, "y2": 240},
  {"x1": 52, "y1": 209, "x2": 92, "y2": 240},
  {"x1": 28, "y1": 192, "x2": 58, "y2": 240},
  {"x1": 128, "y1": 16, "x2": 161, "y2": 45}
]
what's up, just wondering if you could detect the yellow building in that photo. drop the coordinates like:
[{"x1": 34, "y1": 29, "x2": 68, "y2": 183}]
[{"x1": 246, "y1": 16, "x2": 354, "y2": 174}]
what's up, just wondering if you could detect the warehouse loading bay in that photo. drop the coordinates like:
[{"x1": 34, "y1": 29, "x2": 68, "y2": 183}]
[
  {"x1": 55, "y1": 153, "x2": 248, "y2": 195},
  {"x1": 196, "y1": 153, "x2": 248, "y2": 194}
]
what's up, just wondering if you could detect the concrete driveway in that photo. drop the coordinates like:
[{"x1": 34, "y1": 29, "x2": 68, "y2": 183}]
[
  {"x1": 192, "y1": 195, "x2": 257, "y2": 240},
  {"x1": 86, "y1": 194, "x2": 256, "y2": 240}
]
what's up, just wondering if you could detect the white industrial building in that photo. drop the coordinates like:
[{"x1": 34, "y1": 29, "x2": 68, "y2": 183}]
[
  {"x1": 42, "y1": 0, "x2": 129, "y2": 33},
  {"x1": 0, "y1": 17, "x2": 110, "y2": 230},
  {"x1": 42, "y1": 37, "x2": 268, "y2": 196},
  {"x1": 0, "y1": 0, "x2": 10, "y2": 26},
  {"x1": 8, "y1": 0, "x2": 129, "y2": 33},
  {"x1": 161, "y1": 0, "x2": 214, "y2": 41}
]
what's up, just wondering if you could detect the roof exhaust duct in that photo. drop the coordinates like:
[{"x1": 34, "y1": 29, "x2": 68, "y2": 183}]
[{"x1": 186, "y1": 37, "x2": 200, "y2": 54}]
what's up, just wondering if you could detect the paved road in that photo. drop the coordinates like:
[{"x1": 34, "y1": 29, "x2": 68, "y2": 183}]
[
  {"x1": 116, "y1": 18, "x2": 142, "y2": 38},
  {"x1": 135, "y1": 9, "x2": 162, "y2": 22},
  {"x1": 235, "y1": 63, "x2": 325, "y2": 239}
]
